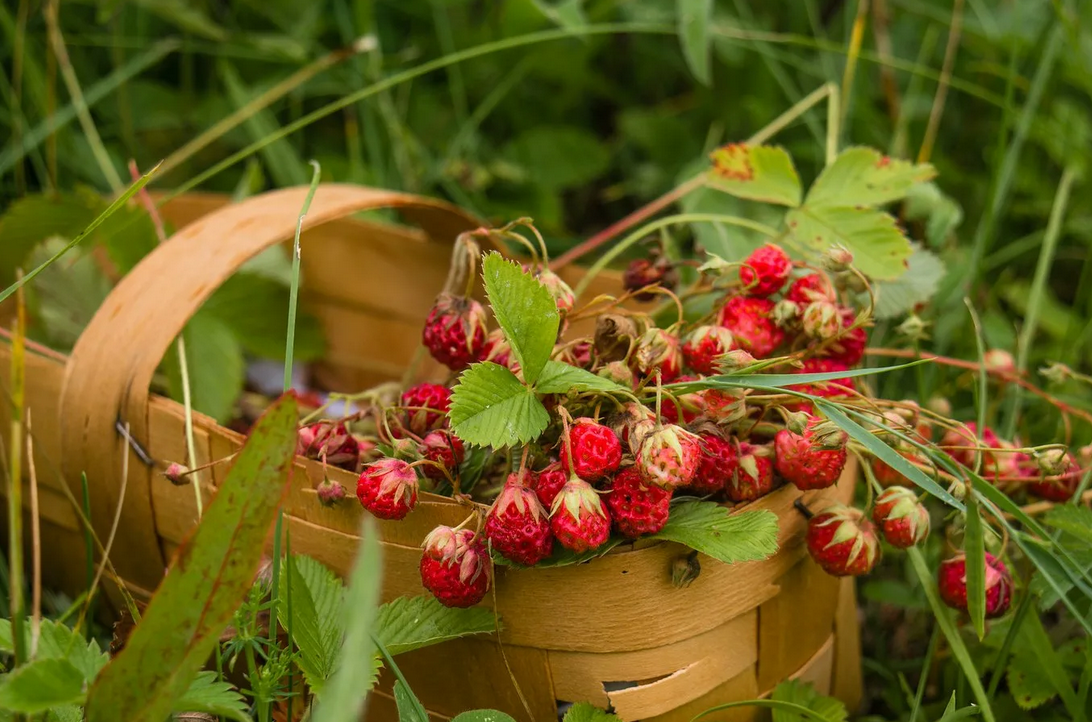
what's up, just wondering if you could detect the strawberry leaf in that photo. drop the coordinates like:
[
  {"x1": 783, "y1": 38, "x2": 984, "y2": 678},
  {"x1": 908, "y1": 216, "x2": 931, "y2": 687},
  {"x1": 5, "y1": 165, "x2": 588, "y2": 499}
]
[
  {"x1": 0, "y1": 658, "x2": 86, "y2": 713},
  {"x1": 375, "y1": 595, "x2": 496, "y2": 656},
  {"x1": 563, "y1": 702, "x2": 623, "y2": 721},
  {"x1": 870, "y1": 245, "x2": 946, "y2": 320},
  {"x1": 1041, "y1": 505, "x2": 1092, "y2": 545},
  {"x1": 450, "y1": 362, "x2": 550, "y2": 448},
  {"x1": 805, "y1": 147, "x2": 936, "y2": 208},
  {"x1": 785, "y1": 205, "x2": 911, "y2": 281},
  {"x1": 770, "y1": 679, "x2": 847, "y2": 722},
  {"x1": 173, "y1": 672, "x2": 250, "y2": 722},
  {"x1": 535, "y1": 360, "x2": 627, "y2": 394},
  {"x1": 706, "y1": 144, "x2": 802, "y2": 207},
  {"x1": 482, "y1": 252, "x2": 559, "y2": 386},
  {"x1": 652, "y1": 502, "x2": 779, "y2": 563},
  {"x1": 451, "y1": 711, "x2": 520, "y2": 722}
]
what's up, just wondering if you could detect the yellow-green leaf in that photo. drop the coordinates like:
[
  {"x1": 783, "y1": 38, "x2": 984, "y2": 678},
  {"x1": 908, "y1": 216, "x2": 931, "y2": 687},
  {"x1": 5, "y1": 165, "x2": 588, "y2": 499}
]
[
  {"x1": 806, "y1": 147, "x2": 937, "y2": 208},
  {"x1": 786, "y1": 206, "x2": 911, "y2": 280},
  {"x1": 707, "y1": 144, "x2": 802, "y2": 207}
]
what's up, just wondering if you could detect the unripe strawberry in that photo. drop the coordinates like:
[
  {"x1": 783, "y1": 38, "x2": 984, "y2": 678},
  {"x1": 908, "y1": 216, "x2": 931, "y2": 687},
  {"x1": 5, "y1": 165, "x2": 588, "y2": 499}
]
[
  {"x1": 599, "y1": 361, "x2": 636, "y2": 388},
  {"x1": 697, "y1": 387, "x2": 748, "y2": 425},
  {"x1": 938, "y1": 552, "x2": 1012, "y2": 618},
  {"x1": 420, "y1": 526, "x2": 490, "y2": 608},
  {"x1": 1027, "y1": 452, "x2": 1082, "y2": 502},
  {"x1": 871, "y1": 486, "x2": 930, "y2": 548},
  {"x1": 400, "y1": 383, "x2": 452, "y2": 436},
  {"x1": 606, "y1": 466, "x2": 671, "y2": 539},
  {"x1": 774, "y1": 417, "x2": 848, "y2": 490},
  {"x1": 740, "y1": 243, "x2": 792, "y2": 297},
  {"x1": 531, "y1": 461, "x2": 568, "y2": 507},
  {"x1": 690, "y1": 432, "x2": 738, "y2": 495},
  {"x1": 633, "y1": 327, "x2": 683, "y2": 382},
  {"x1": 356, "y1": 458, "x2": 419, "y2": 520},
  {"x1": 806, "y1": 504, "x2": 881, "y2": 577},
  {"x1": 726, "y1": 442, "x2": 775, "y2": 502},
  {"x1": 316, "y1": 478, "x2": 347, "y2": 507},
  {"x1": 484, "y1": 473, "x2": 554, "y2": 565},
  {"x1": 419, "y1": 429, "x2": 465, "y2": 481},
  {"x1": 636, "y1": 424, "x2": 702, "y2": 489},
  {"x1": 561, "y1": 418, "x2": 623, "y2": 481},
  {"x1": 422, "y1": 293, "x2": 488, "y2": 371},
  {"x1": 802, "y1": 301, "x2": 842, "y2": 341},
  {"x1": 786, "y1": 273, "x2": 836, "y2": 306},
  {"x1": 717, "y1": 296, "x2": 785, "y2": 358},
  {"x1": 550, "y1": 477, "x2": 611, "y2": 553},
  {"x1": 163, "y1": 462, "x2": 189, "y2": 486},
  {"x1": 983, "y1": 348, "x2": 1015, "y2": 375},
  {"x1": 823, "y1": 245, "x2": 854, "y2": 272},
  {"x1": 624, "y1": 257, "x2": 679, "y2": 301},
  {"x1": 297, "y1": 420, "x2": 359, "y2": 468},
  {"x1": 535, "y1": 268, "x2": 576, "y2": 315},
  {"x1": 682, "y1": 326, "x2": 736, "y2": 375}
]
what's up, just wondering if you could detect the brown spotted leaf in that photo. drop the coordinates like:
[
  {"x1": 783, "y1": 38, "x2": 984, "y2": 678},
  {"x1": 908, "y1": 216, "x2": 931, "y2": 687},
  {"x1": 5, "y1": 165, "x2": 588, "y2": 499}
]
[
  {"x1": 706, "y1": 144, "x2": 802, "y2": 207},
  {"x1": 805, "y1": 147, "x2": 936, "y2": 209},
  {"x1": 785, "y1": 206, "x2": 911, "y2": 281},
  {"x1": 84, "y1": 393, "x2": 299, "y2": 722}
]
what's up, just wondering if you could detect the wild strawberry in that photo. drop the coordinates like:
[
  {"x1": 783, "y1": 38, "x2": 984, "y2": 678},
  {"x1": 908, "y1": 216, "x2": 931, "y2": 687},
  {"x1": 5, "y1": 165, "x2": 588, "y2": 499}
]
[
  {"x1": 484, "y1": 473, "x2": 554, "y2": 565},
  {"x1": 938, "y1": 552, "x2": 1012, "y2": 618},
  {"x1": 599, "y1": 361, "x2": 635, "y2": 388},
  {"x1": 1027, "y1": 452, "x2": 1082, "y2": 502},
  {"x1": 633, "y1": 328, "x2": 683, "y2": 382},
  {"x1": 612, "y1": 401, "x2": 657, "y2": 452},
  {"x1": 557, "y1": 340, "x2": 593, "y2": 369},
  {"x1": 419, "y1": 430, "x2": 465, "y2": 481},
  {"x1": 660, "y1": 376, "x2": 702, "y2": 426},
  {"x1": 536, "y1": 269, "x2": 576, "y2": 315},
  {"x1": 400, "y1": 383, "x2": 452, "y2": 436},
  {"x1": 605, "y1": 467, "x2": 671, "y2": 538},
  {"x1": 806, "y1": 504, "x2": 881, "y2": 577},
  {"x1": 356, "y1": 458, "x2": 419, "y2": 520},
  {"x1": 624, "y1": 256, "x2": 679, "y2": 301},
  {"x1": 774, "y1": 417, "x2": 848, "y2": 490},
  {"x1": 871, "y1": 486, "x2": 930, "y2": 548},
  {"x1": 801, "y1": 301, "x2": 842, "y2": 341},
  {"x1": 821, "y1": 307, "x2": 867, "y2": 366},
  {"x1": 550, "y1": 477, "x2": 611, "y2": 553},
  {"x1": 422, "y1": 293, "x2": 488, "y2": 371},
  {"x1": 697, "y1": 388, "x2": 748, "y2": 425},
  {"x1": 682, "y1": 326, "x2": 736, "y2": 375},
  {"x1": 420, "y1": 526, "x2": 490, "y2": 608},
  {"x1": 786, "y1": 273, "x2": 836, "y2": 306},
  {"x1": 531, "y1": 462, "x2": 568, "y2": 507},
  {"x1": 871, "y1": 450, "x2": 925, "y2": 487},
  {"x1": 983, "y1": 348, "x2": 1016, "y2": 375},
  {"x1": 636, "y1": 424, "x2": 702, "y2": 489},
  {"x1": 740, "y1": 243, "x2": 792, "y2": 297},
  {"x1": 316, "y1": 478, "x2": 347, "y2": 506},
  {"x1": 690, "y1": 432, "x2": 738, "y2": 495},
  {"x1": 561, "y1": 418, "x2": 622, "y2": 481},
  {"x1": 786, "y1": 358, "x2": 856, "y2": 412},
  {"x1": 297, "y1": 421, "x2": 359, "y2": 469},
  {"x1": 717, "y1": 296, "x2": 785, "y2": 358},
  {"x1": 726, "y1": 442, "x2": 775, "y2": 502}
]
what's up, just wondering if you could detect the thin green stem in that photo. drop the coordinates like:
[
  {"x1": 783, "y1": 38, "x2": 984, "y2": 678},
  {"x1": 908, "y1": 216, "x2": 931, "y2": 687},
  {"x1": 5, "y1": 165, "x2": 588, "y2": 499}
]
[
  {"x1": 8, "y1": 280, "x2": 27, "y2": 667},
  {"x1": 176, "y1": 335, "x2": 203, "y2": 519},
  {"x1": 284, "y1": 161, "x2": 323, "y2": 392},
  {"x1": 908, "y1": 624, "x2": 940, "y2": 722}
]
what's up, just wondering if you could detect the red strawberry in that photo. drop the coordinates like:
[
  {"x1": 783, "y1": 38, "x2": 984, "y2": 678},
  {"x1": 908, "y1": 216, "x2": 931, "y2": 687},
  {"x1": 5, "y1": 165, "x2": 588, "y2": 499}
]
[
  {"x1": 692, "y1": 432, "x2": 738, "y2": 495},
  {"x1": 534, "y1": 268, "x2": 576, "y2": 315},
  {"x1": 636, "y1": 424, "x2": 702, "y2": 489},
  {"x1": 297, "y1": 421, "x2": 359, "y2": 469},
  {"x1": 633, "y1": 327, "x2": 683, "y2": 382},
  {"x1": 400, "y1": 383, "x2": 452, "y2": 436},
  {"x1": 484, "y1": 473, "x2": 554, "y2": 565},
  {"x1": 356, "y1": 458, "x2": 419, "y2": 520},
  {"x1": 871, "y1": 486, "x2": 930, "y2": 548},
  {"x1": 561, "y1": 418, "x2": 623, "y2": 481},
  {"x1": 1027, "y1": 452, "x2": 1082, "y2": 502},
  {"x1": 606, "y1": 466, "x2": 672, "y2": 538},
  {"x1": 483, "y1": 328, "x2": 518, "y2": 372},
  {"x1": 774, "y1": 417, "x2": 848, "y2": 490},
  {"x1": 940, "y1": 422, "x2": 1000, "y2": 467},
  {"x1": 871, "y1": 450, "x2": 925, "y2": 487},
  {"x1": 422, "y1": 293, "x2": 488, "y2": 371},
  {"x1": 786, "y1": 358, "x2": 856, "y2": 412},
  {"x1": 419, "y1": 429, "x2": 465, "y2": 481},
  {"x1": 420, "y1": 526, "x2": 490, "y2": 607},
  {"x1": 806, "y1": 504, "x2": 881, "y2": 576},
  {"x1": 717, "y1": 296, "x2": 785, "y2": 358},
  {"x1": 557, "y1": 340, "x2": 593, "y2": 369},
  {"x1": 659, "y1": 375, "x2": 702, "y2": 426},
  {"x1": 938, "y1": 552, "x2": 1012, "y2": 618},
  {"x1": 682, "y1": 325, "x2": 736, "y2": 375},
  {"x1": 532, "y1": 462, "x2": 568, "y2": 507},
  {"x1": 623, "y1": 257, "x2": 679, "y2": 301},
  {"x1": 726, "y1": 442, "x2": 775, "y2": 502},
  {"x1": 696, "y1": 388, "x2": 748, "y2": 425},
  {"x1": 740, "y1": 243, "x2": 792, "y2": 297},
  {"x1": 550, "y1": 477, "x2": 611, "y2": 553},
  {"x1": 823, "y1": 307, "x2": 867, "y2": 366},
  {"x1": 786, "y1": 273, "x2": 835, "y2": 306}
]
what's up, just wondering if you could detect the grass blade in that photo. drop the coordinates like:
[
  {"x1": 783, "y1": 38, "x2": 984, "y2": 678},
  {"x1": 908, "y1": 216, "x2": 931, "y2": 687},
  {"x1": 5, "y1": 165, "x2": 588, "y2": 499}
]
[
  {"x1": 6, "y1": 274, "x2": 27, "y2": 667},
  {"x1": 963, "y1": 491, "x2": 986, "y2": 640}
]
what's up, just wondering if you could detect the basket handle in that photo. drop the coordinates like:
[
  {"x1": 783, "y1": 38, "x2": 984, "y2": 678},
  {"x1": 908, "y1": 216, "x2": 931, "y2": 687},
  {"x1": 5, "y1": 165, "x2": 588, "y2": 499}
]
[{"x1": 59, "y1": 183, "x2": 482, "y2": 592}]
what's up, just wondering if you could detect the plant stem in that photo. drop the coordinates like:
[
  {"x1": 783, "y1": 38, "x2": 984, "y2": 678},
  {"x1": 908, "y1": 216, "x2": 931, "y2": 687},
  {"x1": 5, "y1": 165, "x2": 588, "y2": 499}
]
[
  {"x1": 917, "y1": 0, "x2": 964, "y2": 163},
  {"x1": 176, "y1": 335, "x2": 203, "y2": 519},
  {"x1": 7, "y1": 275, "x2": 27, "y2": 667},
  {"x1": 284, "y1": 161, "x2": 322, "y2": 392}
]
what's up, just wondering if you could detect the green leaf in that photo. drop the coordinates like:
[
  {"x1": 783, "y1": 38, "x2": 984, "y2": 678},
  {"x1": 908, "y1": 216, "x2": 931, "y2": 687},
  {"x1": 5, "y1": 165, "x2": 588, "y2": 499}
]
[
  {"x1": 936, "y1": 697, "x2": 981, "y2": 722},
  {"x1": 535, "y1": 360, "x2": 626, "y2": 394},
  {"x1": 452, "y1": 713, "x2": 519, "y2": 722},
  {"x1": 132, "y1": 0, "x2": 227, "y2": 40},
  {"x1": 1041, "y1": 505, "x2": 1092, "y2": 545},
  {"x1": 277, "y1": 555, "x2": 345, "y2": 694},
  {"x1": 173, "y1": 671, "x2": 251, "y2": 722},
  {"x1": 34, "y1": 620, "x2": 109, "y2": 684},
  {"x1": 25, "y1": 239, "x2": 112, "y2": 351},
  {"x1": 83, "y1": 393, "x2": 299, "y2": 722},
  {"x1": 0, "y1": 658, "x2": 86, "y2": 713},
  {"x1": 1010, "y1": 612, "x2": 1081, "y2": 716},
  {"x1": 805, "y1": 147, "x2": 936, "y2": 208},
  {"x1": 1007, "y1": 644, "x2": 1058, "y2": 710},
  {"x1": 375, "y1": 596, "x2": 496, "y2": 656},
  {"x1": 449, "y1": 362, "x2": 550, "y2": 448},
  {"x1": 964, "y1": 492, "x2": 987, "y2": 640},
  {"x1": 311, "y1": 518, "x2": 383, "y2": 722},
  {"x1": 503, "y1": 126, "x2": 611, "y2": 190},
  {"x1": 870, "y1": 245, "x2": 946, "y2": 320},
  {"x1": 770, "y1": 679, "x2": 847, "y2": 722},
  {"x1": 903, "y1": 181, "x2": 963, "y2": 247},
  {"x1": 393, "y1": 679, "x2": 429, "y2": 722},
  {"x1": 482, "y1": 253, "x2": 559, "y2": 385},
  {"x1": 46, "y1": 705, "x2": 84, "y2": 722},
  {"x1": 785, "y1": 205, "x2": 911, "y2": 281},
  {"x1": 530, "y1": 0, "x2": 586, "y2": 30},
  {"x1": 651, "y1": 503, "x2": 779, "y2": 564},
  {"x1": 561, "y1": 702, "x2": 622, "y2": 721},
  {"x1": 204, "y1": 272, "x2": 325, "y2": 362},
  {"x1": 677, "y1": 0, "x2": 712, "y2": 85},
  {"x1": 164, "y1": 310, "x2": 246, "y2": 424},
  {"x1": 707, "y1": 144, "x2": 802, "y2": 207}
]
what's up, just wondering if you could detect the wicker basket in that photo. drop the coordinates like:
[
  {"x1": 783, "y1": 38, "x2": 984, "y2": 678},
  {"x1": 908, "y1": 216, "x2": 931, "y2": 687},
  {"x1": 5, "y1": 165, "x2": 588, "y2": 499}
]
[{"x1": 0, "y1": 185, "x2": 862, "y2": 721}]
